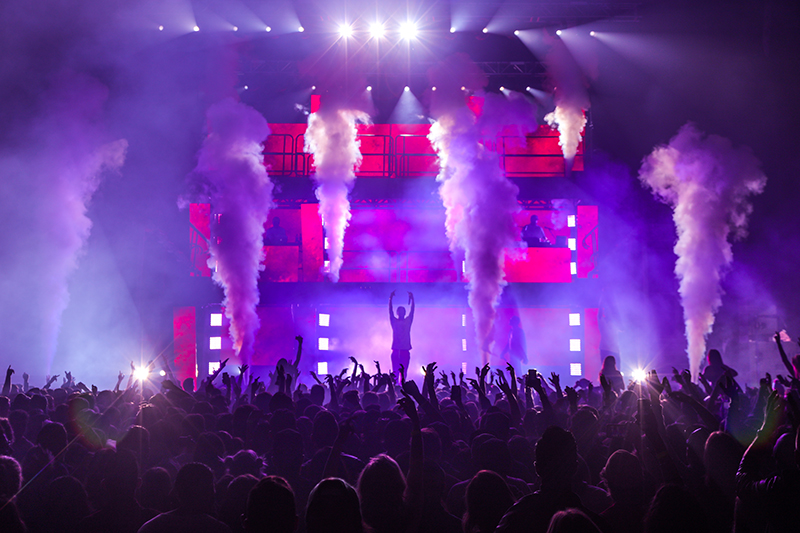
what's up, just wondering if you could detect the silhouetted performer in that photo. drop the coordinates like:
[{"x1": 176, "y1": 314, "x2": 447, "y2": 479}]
[
  {"x1": 501, "y1": 316, "x2": 527, "y2": 368},
  {"x1": 522, "y1": 215, "x2": 548, "y2": 247},
  {"x1": 701, "y1": 348, "x2": 737, "y2": 385},
  {"x1": 599, "y1": 355, "x2": 624, "y2": 394},
  {"x1": 389, "y1": 290, "x2": 415, "y2": 374},
  {"x1": 264, "y1": 216, "x2": 288, "y2": 245}
]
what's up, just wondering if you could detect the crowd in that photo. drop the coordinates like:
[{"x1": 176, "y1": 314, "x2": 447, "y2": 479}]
[{"x1": 1, "y1": 333, "x2": 799, "y2": 533}]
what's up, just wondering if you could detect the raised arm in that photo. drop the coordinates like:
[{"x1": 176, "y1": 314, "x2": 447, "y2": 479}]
[
  {"x1": 774, "y1": 332, "x2": 797, "y2": 379},
  {"x1": 389, "y1": 290, "x2": 396, "y2": 322},
  {"x1": 293, "y1": 335, "x2": 303, "y2": 367},
  {"x1": 407, "y1": 291, "x2": 415, "y2": 322}
]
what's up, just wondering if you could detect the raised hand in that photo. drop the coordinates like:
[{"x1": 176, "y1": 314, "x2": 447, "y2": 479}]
[
  {"x1": 390, "y1": 290, "x2": 396, "y2": 298},
  {"x1": 374, "y1": 361, "x2": 381, "y2": 374},
  {"x1": 480, "y1": 364, "x2": 491, "y2": 380},
  {"x1": 548, "y1": 372, "x2": 561, "y2": 390},
  {"x1": 117, "y1": 371, "x2": 125, "y2": 382},
  {"x1": 565, "y1": 386, "x2": 579, "y2": 405},
  {"x1": 402, "y1": 379, "x2": 422, "y2": 399},
  {"x1": 398, "y1": 395, "x2": 419, "y2": 424},
  {"x1": 239, "y1": 364, "x2": 249, "y2": 376},
  {"x1": 295, "y1": 335, "x2": 303, "y2": 343},
  {"x1": 349, "y1": 355, "x2": 358, "y2": 365},
  {"x1": 5, "y1": 365, "x2": 13, "y2": 376}
]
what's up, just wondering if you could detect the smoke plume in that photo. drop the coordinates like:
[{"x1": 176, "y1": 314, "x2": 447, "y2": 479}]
[
  {"x1": 542, "y1": 33, "x2": 590, "y2": 168},
  {"x1": 304, "y1": 107, "x2": 369, "y2": 282},
  {"x1": 188, "y1": 97, "x2": 274, "y2": 361},
  {"x1": 0, "y1": 73, "x2": 127, "y2": 376},
  {"x1": 544, "y1": 104, "x2": 587, "y2": 164},
  {"x1": 429, "y1": 55, "x2": 537, "y2": 358},
  {"x1": 638, "y1": 123, "x2": 766, "y2": 380}
]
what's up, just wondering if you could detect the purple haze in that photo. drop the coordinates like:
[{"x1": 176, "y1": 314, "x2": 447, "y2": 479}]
[{"x1": 638, "y1": 123, "x2": 767, "y2": 380}]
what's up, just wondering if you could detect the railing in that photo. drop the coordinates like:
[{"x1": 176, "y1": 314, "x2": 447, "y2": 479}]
[{"x1": 266, "y1": 130, "x2": 581, "y2": 178}]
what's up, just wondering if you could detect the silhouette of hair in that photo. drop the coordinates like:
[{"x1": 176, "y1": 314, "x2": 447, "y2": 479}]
[
  {"x1": 463, "y1": 470, "x2": 515, "y2": 533},
  {"x1": 707, "y1": 349, "x2": 723, "y2": 366},
  {"x1": 244, "y1": 476, "x2": 296, "y2": 533},
  {"x1": 546, "y1": 508, "x2": 602, "y2": 533},
  {"x1": 307, "y1": 477, "x2": 363, "y2": 533},
  {"x1": 357, "y1": 454, "x2": 406, "y2": 532}
]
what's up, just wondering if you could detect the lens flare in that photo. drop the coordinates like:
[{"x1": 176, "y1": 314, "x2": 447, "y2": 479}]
[
  {"x1": 631, "y1": 368, "x2": 647, "y2": 383},
  {"x1": 133, "y1": 366, "x2": 149, "y2": 381}
]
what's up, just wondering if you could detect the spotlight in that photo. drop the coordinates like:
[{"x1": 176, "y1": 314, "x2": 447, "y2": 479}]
[
  {"x1": 399, "y1": 21, "x2": 417, "y2": 40},
  {"x1": 499, "y1": 86, "x2": 505, "y2": 91},
  {"x1": 514, "y1": 30, "x2": 520, "y2": 36},
  {"x1": 431, "y1": 86, "x2": 436, "y2": 91},
  {"x1": 590, "y1": 31, "x2": 596, "y2": 36},
  {"x1": 556, "y1": 29, "x2": 562, "y2": 36},
  {"x1": 404, "y1": 86, "x2": 410, "y2": 92},
  {"x1": 311, "y1": 85, "x2": 316, "y2": 90},
  {"x1": 243, "y1": 85, "x2": 248, "y2": 90},
  {"x1": 233, "y1": 26, "x2": 238, "y2": 31},
  {"x1": 450, "y1": 27, "x2": 456, "y2": 33},
  {"x1": 159, "y1": 370, "x2": 166, "y2": 377},
  {"x1": 266, "y1": 26, "x2": 271, "y2": 32},
  {"x1": 366, "y1": 85, "x2": 372, "y2": 91},
  {"x1": 631, "y1": 368, "x2": 647, "y2": 383},
  {"x1": 338, "y1": 23, "x2": 353, "y2": 39},
  {"x1": 298, "y1": 26, "x2": 304, "y2": 32},
  {"x1": 158, "y1": 25, "x2": 164, "y2": 31},
  {"x1": 526, "y1": 86, "x2": 531, "y2": 91},
  {"x1": 482, "y1": 28, "x2": 489, "y2": 34},
  {"x1": 369, "y1": 22, "x2": 385, "y2": 39},
  {"x1": 193, "y1": 25, "x2": 200, "y2": 32},
  {"x1": 461, "y1": 86, "x2": 466, "y2": 91},
  {"x1": 133, "y1": 366, "x2": 149, "y2": 381}
]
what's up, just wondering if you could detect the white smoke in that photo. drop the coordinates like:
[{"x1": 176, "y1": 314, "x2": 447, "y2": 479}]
[
  {"x1": 638, "y1": 123, "x2": 766, "y2": 380},
  {"x1": 429, "y1": 80, "x2": 536, "y2": 357},
  {"x1": 544, "y1": 104, "x2": 586, "y2": 164},
  {"x1": 0, "y1": 72, "x2": 127, "y2": 376},
  {"x1": 190, "y1": 97, "x2": 274, "y2": 361},
  {"x1": 304, "y1": 107, "x2": 369, "y2": 282}
]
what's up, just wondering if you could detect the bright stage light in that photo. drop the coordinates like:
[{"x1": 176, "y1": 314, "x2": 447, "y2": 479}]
[
  {"x1": 499, "y1": 86, "x2": 505, "y2": 91},
  {"x1": 158, "y1": 25, "x2": 164, "y2": 31},
  {"x1": 159, "y1": 370, "x2": 166, "y2": 377},
  {"x1": 482, "y1": 28, "x2": 488, "y2": 33},
  {"x1": 431, "y1": 86, "x2": 436, "y2": 91},
  {"x1": 404, "y1": 86, "x2": 410, "y2": 92},
  {"x1": 514, "y1": 30, "x2": 520, "y2": 36},
  {"x1": 556, "y1": 29, "x2": 562, "y2": 36},
  {"x1": 567, "y1": 214, "x2": 576, "y2": 227},
  {"x1": 460, "y1": 86, "x2": 466, "y2": 91},
  {"x1": 266, "y1": 26, "x2": 271, "y2": 32},
  {"x1": 133, "y1": 366, "x2": 149, "y2": 381},
  {"x1": 369, "y1": 22, "x2": 385, "y2": 39},
  {"x1": 570, "y1": 363, "x2": 582, "y2": 376},
  {"x1": 590, "y1": 31, "x2": 596, "y2": 37},
  {"x1": 208, "y1": 362, "x2": 220, "y2": 375},
  {"x1": 462, "y1": 339, "x2": 467, "y2": 351},
  {"x1": 526, "y1": 86, "x2": 531, "y2": 91},
  {"x1": 318, "y1": 313, "x2": 330, "y2": 327},
  {"x1": 233, "y1": 26, "x2": 238, "y2": 31},
  {"x1": 193, "y1": 26, "x2": 200, "y2": 32},
  {"x1": 366, "y1": 85, "x2": 372, "y2": 91},
  {"x1": 311, "y1": 85, "x2": 316, "y2": 90},
  {"x1": 210, "y1": 313, "x2": 222, "y2": 326},
  {"x1": 318, "y1": 338, "x2": 329, "y2": 351},
  {"x1": 399, "y1": 21, "x2": 417, "y2": 40},
  {"x1": 209, "y1": 336, "x2": 222, "y2": 350},
  {"x1": 570, "y1": 262, "x2": 577, "y2": 275},
  {"x1": 338, "y1": 24, "x2": 353, "y2": 39},
  {"x1": 568, "y1": 237, "x2": 576, "y2": 250},
  {"x1": 317, "y1": 362, "x2": 328, "y2": 375},
  {"x1": 450, "y1": 27, "x2": 456, "y2": 33},
  {"x1": 298, "y1": 26, "x2": 305, "y2": 32},
  {"x1": 631, "y1": 368, "x2": 647, "y2": 383},
  {"x1": 569, "y1": 313, "x2": 581, "y2": 326},
  {"x1": 243, "y1": 85, "x2": 248, "y2": 90},
  {"x1": 569, "y1": 339, "x2": 581, "y2": 352}
]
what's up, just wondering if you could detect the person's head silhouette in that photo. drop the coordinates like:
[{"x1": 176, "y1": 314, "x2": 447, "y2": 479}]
[
  {"x1": 273, "y1": 217, "x2": 281, "y2": 228},
  {"x1": 396, "y1": 306, "x2": 406, "y2": 319}
]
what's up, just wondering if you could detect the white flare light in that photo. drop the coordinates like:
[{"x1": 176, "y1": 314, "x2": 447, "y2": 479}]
[{"x1": 399, "y1": 21, "x2": 417, "y2": 40}]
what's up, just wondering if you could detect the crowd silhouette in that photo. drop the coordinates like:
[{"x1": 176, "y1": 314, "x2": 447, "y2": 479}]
[{"x1": 0, "y1": 332, "x2": 799, "y2": 533}]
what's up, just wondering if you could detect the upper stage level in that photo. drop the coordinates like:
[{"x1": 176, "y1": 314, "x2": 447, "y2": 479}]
[{"x1": 264, "y1": 123, "x2": 583, "y2": 178}]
